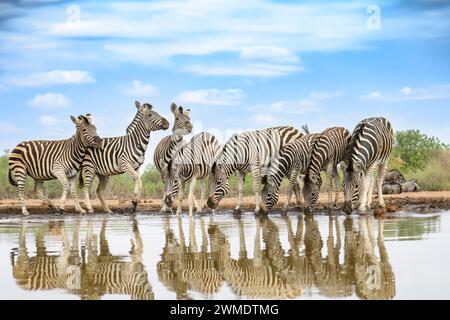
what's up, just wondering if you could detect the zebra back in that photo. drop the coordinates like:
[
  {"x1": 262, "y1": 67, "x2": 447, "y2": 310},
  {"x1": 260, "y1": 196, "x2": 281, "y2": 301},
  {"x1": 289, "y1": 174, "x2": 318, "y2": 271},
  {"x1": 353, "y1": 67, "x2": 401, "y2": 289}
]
[{"x1": 348, "y1": 117, "x2": 393, "y2": 172}]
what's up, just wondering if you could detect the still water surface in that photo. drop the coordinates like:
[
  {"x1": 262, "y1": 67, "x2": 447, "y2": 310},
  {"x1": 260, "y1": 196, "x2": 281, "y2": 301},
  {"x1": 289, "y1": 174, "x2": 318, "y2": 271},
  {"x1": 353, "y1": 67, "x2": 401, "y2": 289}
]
[{"x1": 0, "y1": 211, "x2": 449, "y2": 300}]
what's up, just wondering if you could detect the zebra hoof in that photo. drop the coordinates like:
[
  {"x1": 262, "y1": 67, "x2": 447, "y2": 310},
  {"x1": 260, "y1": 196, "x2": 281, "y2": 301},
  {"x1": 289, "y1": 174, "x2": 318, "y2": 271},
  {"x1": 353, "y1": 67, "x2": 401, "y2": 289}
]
[
  {"x1": 57, "y1": 208, "x2": 65, "y2": 215},
  {"x1": 22, "y1": 211, "x2": 30, "y2": 216},
  {"x1": 131, "y1": 201, "x2": 138, "y2": 212},
  {"x1": 233, "y1": 208, "x2": 241, "y2": 215},
  {"x1": 258, "y1": 209, "x2": 269, "y2": 216}
]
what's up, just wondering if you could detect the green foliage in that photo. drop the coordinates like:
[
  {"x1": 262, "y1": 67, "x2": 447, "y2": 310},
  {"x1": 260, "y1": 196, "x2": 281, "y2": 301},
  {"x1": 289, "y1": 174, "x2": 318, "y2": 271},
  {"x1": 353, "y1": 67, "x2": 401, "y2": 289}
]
[
  {"x1": 406, "y1": 150, "x2": 450, "y2": 191},
  {"x1": 390, "y1": 130, "x2": 449, "y2": 173}
]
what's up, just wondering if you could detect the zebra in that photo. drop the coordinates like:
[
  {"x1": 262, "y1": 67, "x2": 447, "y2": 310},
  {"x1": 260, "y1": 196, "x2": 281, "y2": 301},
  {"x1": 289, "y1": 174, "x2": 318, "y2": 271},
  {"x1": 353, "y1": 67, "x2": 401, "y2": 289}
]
[
  {"x1": 343, "y1": 117, "x2": 393, "y2": 214},
  {"x1": 8, "y1": 114, "x2": 103, "y2": 215},
  {"x1": 79, "y1": 101, "x2": 169, "y2": 213},
  {"x1": 207, "y1": 126, "x2": 304, "y2": 214},
  {"x1": 154, "y1": 103, "x2": 193, "y2": 212},
  {"x1": 164, "y1": 132, "x2": 222, "y2": 216},
  {"x1": 260, "y1": 133, "x2": 320, "y2": 214},
  {"x1": 303, "y1": 127, "x2": 352, "y2": 214}
]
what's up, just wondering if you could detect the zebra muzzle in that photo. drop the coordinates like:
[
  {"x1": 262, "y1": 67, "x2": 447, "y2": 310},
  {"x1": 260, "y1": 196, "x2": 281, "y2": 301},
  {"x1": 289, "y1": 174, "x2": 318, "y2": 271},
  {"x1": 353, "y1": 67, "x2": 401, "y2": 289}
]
[
  {"x1": 207, "y1": 197, "x2": 217, "y2": 209},
  {"x1": 343, "y1": 202, "x2": 353, "y2": 215},
  {"x1": 164, "y1": 195, "x2": 173, "y2": 207}
]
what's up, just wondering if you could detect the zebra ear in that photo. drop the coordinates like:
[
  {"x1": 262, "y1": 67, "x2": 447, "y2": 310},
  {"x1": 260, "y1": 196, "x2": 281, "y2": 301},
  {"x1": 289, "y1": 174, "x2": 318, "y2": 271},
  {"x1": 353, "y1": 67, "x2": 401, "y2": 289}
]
[
  {"x1": 170, "y1": 103, "x2": 178, "y2": 114},
  {"x1": 135, "y1": 100, "x2": 141, "y2": 110},
  {"x1": 184, "y1": 109, "x2": 191, "y2": 116},
  {"x1": 70, "y1": 115, "x2": 80, "y2": 125},
  {"x1": 178, "y1": 106, "x2": 183, "y2": 114},
  {"x1": 85, "y1": 113, "x2": 93, "y2": 124},
  {"x1": 211, "y1": 162, "x2": 217, "y2": 174}
]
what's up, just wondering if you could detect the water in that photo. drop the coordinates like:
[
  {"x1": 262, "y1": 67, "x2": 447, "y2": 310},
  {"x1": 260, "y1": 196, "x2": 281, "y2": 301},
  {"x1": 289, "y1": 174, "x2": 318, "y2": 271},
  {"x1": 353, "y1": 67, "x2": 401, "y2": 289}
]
[{"x1": 0, "y1": 211, "x2": 449, "y2": 300}]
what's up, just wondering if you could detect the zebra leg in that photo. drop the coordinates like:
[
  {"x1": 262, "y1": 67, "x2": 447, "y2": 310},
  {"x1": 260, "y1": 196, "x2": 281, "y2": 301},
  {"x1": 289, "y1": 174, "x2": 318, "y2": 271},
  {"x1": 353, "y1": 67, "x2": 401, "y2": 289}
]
[
  {"x1": 358, "y1": 172, "x2": 370, "y2": 214},
  {"x1": 160, "y1": 173, "x2": 169, "y2": 213},
  {"x1": 197, "y1": 178, "x2": 206, "y2": 213},
  {"x1": 325, "y1": 164, "x2": 334, "y2": 209},
  {"x1": 333, "y1": 166, "x2": 340, "y2": 208},
  {"x1": 283, "y1": 171, "x2": 298, "y2": 212},
  {"x1": 188, "y1": 177, "x2": 197, "y2": 216},
  {"x1": 53, "y1": 167, "x2": 71, "y2": 213},
  {"x1": 82, "y1": 168, "x2": 96, "y2": 214},
  {"x1": 293, "y1": 174, "x2": 303, "y2": 208},
  {"x1": 250, "y1": 165, "x2": 261, "y2": 213},
  {"x1": 176, "y1": 180, "x2": 184, "y2": 215},
  {"x1": 235, "y1": 172, "x2": 245, "y2": 213},
  {"x1": 69, "y1": 176, "x2": 86, "y2": 214},
  {"x1": 97, "y1": 175, "x2": 113, "y2": 214},
  {"x1": 123, "y1": 164, "x2": 142, "y2": 213},
  {"x1": 376, "y1": 162, "x2": 388, "y2": 208},
  {"x1": 34, "y1": 180, "x2": 55, "y2": 209},
  {"x1": 16, "y1": 175, "x2": 29, "y2": 216},
  {"x1": 366, "y1": 173, "x2": 376, "y2": 209}
]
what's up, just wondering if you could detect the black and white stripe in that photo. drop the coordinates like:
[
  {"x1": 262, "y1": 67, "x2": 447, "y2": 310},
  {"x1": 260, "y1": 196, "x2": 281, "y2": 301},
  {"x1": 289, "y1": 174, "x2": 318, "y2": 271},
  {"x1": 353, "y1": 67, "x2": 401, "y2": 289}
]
[
  {"x1": 303, "y1": 127, "x2": 352, "y2": 213},
  {"x1": 260, "y1": 134, "x2": 320, "y2": 213},
  {"x1": 154, "y1": 103, "x2": 193, "y2": 212},
  {"x1": 8, "y1": 114, "x2": 103, "y2": 215},
  {"x1": 164, "y1": 132, "x2": 222, "y2": 215},
  {"x1": 343, "y1": 117, "x2": 393, "y2": 214},
  {"x1": 80, "y1": 101, "x2": 169, "y2": 213},
  {"x1": 207, "y1": 126, "x2": 304, "y2": 213}
]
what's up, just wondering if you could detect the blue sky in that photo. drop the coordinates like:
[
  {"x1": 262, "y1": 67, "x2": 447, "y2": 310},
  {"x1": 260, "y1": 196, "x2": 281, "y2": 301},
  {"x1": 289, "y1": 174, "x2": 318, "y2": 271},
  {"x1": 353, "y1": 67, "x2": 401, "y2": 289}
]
[{"x1": 1, "y1": 0, "x2": 449, "y2": 168}]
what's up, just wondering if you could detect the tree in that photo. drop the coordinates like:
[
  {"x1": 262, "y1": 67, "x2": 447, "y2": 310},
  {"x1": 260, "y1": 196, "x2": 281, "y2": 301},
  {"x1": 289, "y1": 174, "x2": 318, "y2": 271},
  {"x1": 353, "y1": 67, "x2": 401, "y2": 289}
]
[{"x1": 391, "y1": 130, "x2": 448, "y2": 172}]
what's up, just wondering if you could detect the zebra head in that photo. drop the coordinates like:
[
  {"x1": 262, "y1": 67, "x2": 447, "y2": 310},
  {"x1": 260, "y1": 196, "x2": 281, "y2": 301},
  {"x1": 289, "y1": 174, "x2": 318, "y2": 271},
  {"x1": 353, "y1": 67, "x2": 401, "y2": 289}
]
[
  {"x1": 303, "y1": 172, "x2": 321, "y2": 214},
  {"x1": 170, "y1": 102, "x2": 193, "y2": 135},
  {"x1": 207, "y1": 162, "x2": 230, "y2": 209},
  {"x1": 70, "y1": 114, "x2": 103, "y2": 149},
  {"x1": 260, "y1": 175, "x2": 279, "y2": 212},
  {"x1": 163, "y1": 160, "x2": 179, "y2": 207},
  {"x1": 343, "y1": 160, "x2": 363, "y2": 214},
  {"x1": 135, "y1": 101, "x2": 170, "y2": 132}
]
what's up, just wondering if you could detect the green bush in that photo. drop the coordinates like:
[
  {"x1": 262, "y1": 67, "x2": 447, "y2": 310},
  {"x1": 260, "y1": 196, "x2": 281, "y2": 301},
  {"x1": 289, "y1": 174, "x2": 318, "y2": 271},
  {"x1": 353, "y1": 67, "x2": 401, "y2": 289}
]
[{"x1": 406, "y1": 150, "x2": 450, "y2": 191}]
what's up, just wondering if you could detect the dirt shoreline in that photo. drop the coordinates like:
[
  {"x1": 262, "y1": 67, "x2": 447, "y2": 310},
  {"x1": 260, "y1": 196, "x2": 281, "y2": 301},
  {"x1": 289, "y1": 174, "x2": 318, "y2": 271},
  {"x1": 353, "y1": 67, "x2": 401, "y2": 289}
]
[{"x1": 0, "y1": 191, "x2": 449, "y2": 215}]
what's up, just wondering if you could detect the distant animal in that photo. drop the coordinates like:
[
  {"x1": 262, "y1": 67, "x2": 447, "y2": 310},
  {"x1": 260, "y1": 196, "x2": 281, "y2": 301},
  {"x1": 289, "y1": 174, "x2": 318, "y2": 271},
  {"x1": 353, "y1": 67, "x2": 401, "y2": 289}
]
[
  {"x1": 381, "y1": 183, "x2": 402, "y2": 195},
  {"x1": 401, "y1": 180, "x2": 420, "y2": 193},
  {"x1": 303, "y1": 127, "x2": 352, "y2": 214},
  {"x1": 79, "y1": 101, "x2": 169, "y2": 213},
  {"x1": 343, "y1": 117, "x2": 393, "y2": 214},
  {"x1": 383, "y1": 169, "x2": 406, "y2": 185},
  {"x1": 260, "y1": 134, "x2": 320, "y2": 213},
  {"x1": 207, "y1": 126, "x2": 304, "y2": 214},
  {"x1": 8, "y1": 114, "x2": 103, "y2": 215},
  {"x1": 164, "y1": 132, "x2": 222, "y2": 216},
  {"x1": 154, "y1": 103, "x2": 193, "y2": 213}
]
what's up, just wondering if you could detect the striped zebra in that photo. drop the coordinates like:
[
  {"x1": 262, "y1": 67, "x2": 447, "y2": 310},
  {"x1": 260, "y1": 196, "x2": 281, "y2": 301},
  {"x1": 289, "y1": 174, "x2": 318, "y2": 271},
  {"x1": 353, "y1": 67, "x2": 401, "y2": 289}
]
[
  {"x1": 260, "y1": 133, "x2": 320, "y2": 213},
  {"x1": 303, "y1": 127, "x2": 352, "y2": 214},
  {"x1": 164, "y1": 132, "x2": 222, "y2": 216},
  {"x1": 8, "y1": 114, "x2": 103, "y2": 215},
  {"x1": 343, "y1": 117, "x2": 393, "y2": 214},
  {"x1": 207, "y1": 126, "x2": 304, "y2": 214},
  {"x1": 154, "y1": 103, "x2": 193, "y2": 212},
  {"x1": 79, "y1": 101, "x2": 169, "y2": 213}
]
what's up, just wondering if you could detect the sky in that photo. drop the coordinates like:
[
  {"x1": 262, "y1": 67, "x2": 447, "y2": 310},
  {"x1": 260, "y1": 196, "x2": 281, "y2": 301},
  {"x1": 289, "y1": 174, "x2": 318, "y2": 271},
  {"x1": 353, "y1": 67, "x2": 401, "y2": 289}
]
[{"x1": 0, "y1": 0, "x2": 449, "y2": 169}]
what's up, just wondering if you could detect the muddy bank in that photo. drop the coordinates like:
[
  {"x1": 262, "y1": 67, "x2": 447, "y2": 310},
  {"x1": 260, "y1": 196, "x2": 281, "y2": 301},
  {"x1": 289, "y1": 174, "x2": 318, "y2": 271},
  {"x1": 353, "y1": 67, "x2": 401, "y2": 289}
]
[{"x1": 1, "y1": 191, "x2": 449, "y2": 215}]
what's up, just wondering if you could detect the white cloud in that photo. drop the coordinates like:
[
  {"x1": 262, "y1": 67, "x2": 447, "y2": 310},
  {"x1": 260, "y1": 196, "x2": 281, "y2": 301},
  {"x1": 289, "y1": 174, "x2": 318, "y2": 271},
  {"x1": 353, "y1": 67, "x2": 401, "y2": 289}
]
[
  {"x1": 252, "y1": 113, "x2": 278, "y2": 125},
  {"x1": 28, "y1": 93, "x2": 71, "y2": 109},
  {"x1": 183, "y1": 63, "x2": 303, "y2": 77},
  {"x1": 122, "y1": 80, "x2": 159, "y2": 98},
  {"x1": 175, "y1": 88, "x2": 244, "y2": 106},
  {"x1": 38, "y1": 115, "x2": 58, "y2": 126},
  {"x1": 7, "y1": 70, "x2": 95, "y2": 87},
  {"x1": 361, "y1": 84, "x2": 450, "y2": 102},
  {"x1": 239, "y1": 46, "x2": 300, "y2": 64}
]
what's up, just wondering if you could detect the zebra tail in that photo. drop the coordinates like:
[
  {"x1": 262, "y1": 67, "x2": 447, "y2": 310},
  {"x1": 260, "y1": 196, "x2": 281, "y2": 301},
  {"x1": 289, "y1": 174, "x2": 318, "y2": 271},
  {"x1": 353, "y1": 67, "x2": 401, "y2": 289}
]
[{"x1": 8, "y1": 168, "x2": 17, "y2": 186}]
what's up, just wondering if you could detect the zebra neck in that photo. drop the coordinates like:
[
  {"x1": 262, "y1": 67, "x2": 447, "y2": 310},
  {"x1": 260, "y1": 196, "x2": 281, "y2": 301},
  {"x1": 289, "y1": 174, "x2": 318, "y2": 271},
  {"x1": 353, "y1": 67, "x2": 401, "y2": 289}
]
[
  {"x1": 127, "y1": 121, "x2": 151, "y2": 151},
  {"x1": 126, "y1": 112, "x2": 142, "y2": 135},
  {"x1": 67, "y1": 134, "x2": 88, "y2": 163},
  {"x1": 168, "y1": 133, "x2": 184, "y2": 154}
]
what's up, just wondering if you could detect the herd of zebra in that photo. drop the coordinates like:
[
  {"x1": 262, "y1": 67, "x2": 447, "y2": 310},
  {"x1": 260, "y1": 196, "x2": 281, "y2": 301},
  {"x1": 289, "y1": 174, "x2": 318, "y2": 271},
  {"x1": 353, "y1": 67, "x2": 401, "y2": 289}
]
[{"x1": 7, "y1": 100, "x2": 393, "y2": 216}]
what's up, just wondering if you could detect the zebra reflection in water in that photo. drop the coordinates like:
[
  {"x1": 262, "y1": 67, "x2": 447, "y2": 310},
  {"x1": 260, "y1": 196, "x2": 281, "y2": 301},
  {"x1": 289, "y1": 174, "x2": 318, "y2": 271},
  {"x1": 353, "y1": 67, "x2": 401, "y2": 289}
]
[
  {"x1": 10, "y1": 218, "x2": 154, "y2": 300},
  {"x1": 157, "y1": 214, "x2": 395, "y2": 300}
]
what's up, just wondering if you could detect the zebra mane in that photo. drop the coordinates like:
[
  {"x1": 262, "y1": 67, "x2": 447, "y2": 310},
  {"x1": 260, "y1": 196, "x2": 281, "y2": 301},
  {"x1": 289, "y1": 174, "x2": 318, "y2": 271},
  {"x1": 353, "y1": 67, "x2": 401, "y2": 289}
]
[
  {"x1": 348, "y1": 121, "x2": 367, "y2": 171},
  {"x1": 126, "y1": 111, "x2": 143, "y2": 135}
]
